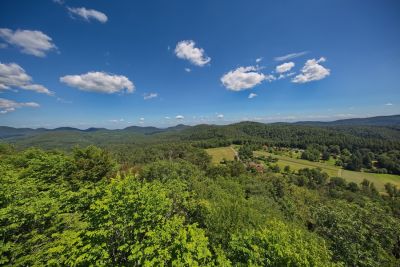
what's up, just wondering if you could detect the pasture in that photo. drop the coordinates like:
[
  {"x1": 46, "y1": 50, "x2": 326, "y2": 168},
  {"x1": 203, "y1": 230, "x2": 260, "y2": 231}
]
[
  {"x1": 254, "y1": 150, "x2": 400, "y2": 192},
  {"x1": 205, "y1": 146, "x2": 236, "y2": 164}
]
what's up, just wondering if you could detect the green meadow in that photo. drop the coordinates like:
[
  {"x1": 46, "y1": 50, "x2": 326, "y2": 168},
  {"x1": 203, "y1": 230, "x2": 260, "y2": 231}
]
[
  {"x1": 254, "y1": 150, "x2": 400, "y2": 192},
  {"x1": 205, "y1": 146, "x2": 236, "y2": 164}
]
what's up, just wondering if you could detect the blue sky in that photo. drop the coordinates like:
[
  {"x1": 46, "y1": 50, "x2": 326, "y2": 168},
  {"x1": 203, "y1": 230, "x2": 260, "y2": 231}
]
[{"x1": 0, "y1": 0, "x2": 399, "y2": 128}]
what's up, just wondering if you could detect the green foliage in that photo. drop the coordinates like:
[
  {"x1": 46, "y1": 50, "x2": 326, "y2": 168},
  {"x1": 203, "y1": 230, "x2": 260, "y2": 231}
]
[
  {"x1": 1, "y1": 144, "x2": 400, "y2": 266},
  {"x1": 72, "y1": 145, "x2": 117, "y2": 182},
  {"x1": 301, "y1": 147, "x2": 320, "y2": 162},
  {"x1": 238, "y1": 144, "x2": 253, "y2": 160},
  {"x1": 70, "y1": 176, "x2": 214, "y2": 266},
  {"x1": 292, "y1": 168, "x2": 328, "y2": 189},
  {"x1": 229, "y1": 219, "x2": 339, "y2": 266},
  {"x1": 312, "y1": 200, "x2": 400, "y2": 266}
]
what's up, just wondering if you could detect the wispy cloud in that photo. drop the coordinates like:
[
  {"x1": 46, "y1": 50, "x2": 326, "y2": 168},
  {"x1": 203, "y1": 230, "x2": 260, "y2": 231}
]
[
  {"x1": 385, "y1": 103, "x2": 393, "y2": 106},
  {"x1": 67, "y1": 7, "x2": 108, "y2": 23},
  {"x1": 256, "y1": 57, "x2": 263, "y2": 63},
  {"x1": 248, "y1": 93, "x2": 257, "y2": 99},
  {"x1": 143, "y1": 92, "x2": 158, "y2": 100},
  {"x1": 0, "y1": 62, "x2": 53, "y2": 95},
  {"x1": 0, "y1": 98, "x2": 39, "y2": 114},
  {"x1": 274, "y1": 51, "x2": 308, "y2": 61},
  {"x1": 109, "y1": 118, "x2": 125, "y2": 123},
  {"x1": 184, "y1": 68, "x2": 191, "y2": 72},
  {"x1": 176, "y1": 115, "x2": 184, "y2": 120},
  {"x1": 60, "y1": 71, "x2": 134, "y2": 94},
  {"x1": 0, "y1": 28, "x2": 57, "y2": 57},
  {"x1": 175, "y1": 40, "x2": 211, "y2": 66}
]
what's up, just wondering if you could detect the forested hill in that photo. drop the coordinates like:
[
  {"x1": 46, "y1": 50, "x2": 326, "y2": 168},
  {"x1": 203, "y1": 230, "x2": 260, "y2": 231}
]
[
  {"x1": 1, "y1": 115, "x2": 400, "y2": 152},
  {"x1": 293, "y1": 114, "x2": 400, "y2": 126},
  {"x1": 1, "y1": 114, "x2": 399, "y2": 138}
]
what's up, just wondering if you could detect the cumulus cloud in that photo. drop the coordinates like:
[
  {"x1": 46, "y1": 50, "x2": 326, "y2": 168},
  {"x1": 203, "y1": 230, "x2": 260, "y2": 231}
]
[
  {"x1": 217, "y1": 114, "x2": 224, "y2": 119},
  {"x1": 220, "y1": 66, "x2": 274, "y2": 91},
  {"x1": 248, "y1": 93, "x2": 257, "y2": 99},
  {"x1": 256, "y1": 57, "x2": 263, "y2": 63},
  {"x1": 175, "y1": 40, "x2": 211, "y2": 66},
  {"x1": 143, "y1": 92, "x2": 158, "y2": 100},
  {"x1": 292, "y1": 57, "x2": 330, "y2": 83},
  {"x1": 0, "y1": 98, "x2": 39, "y2": 114},
  {"x1": 276, "y1": 62, "x2": 295, "y2": 73},
  {"x1": 274, "y1": 51, "x2": 308, "y2": 61},
  {"x1": 0, "y1": 28, "x2": 57, "y2": 57},
  {"x1": 60, "y1": 71, "x2": 134, "y2": 94},
  {"x1": 0, "y1": 62, "x2": 53, "y2": 95},
  {"x1": 67, "y1": 7, "x2": 108, "y2": 23},
  {"x1": 176, "y1": 115, "x2": 184, "y2": 120}
]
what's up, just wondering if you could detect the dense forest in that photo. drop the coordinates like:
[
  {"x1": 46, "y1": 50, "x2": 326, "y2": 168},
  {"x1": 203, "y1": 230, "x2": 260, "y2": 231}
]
[{"x1": 1, "y1": 115, "x2": 400, "y2": 266}]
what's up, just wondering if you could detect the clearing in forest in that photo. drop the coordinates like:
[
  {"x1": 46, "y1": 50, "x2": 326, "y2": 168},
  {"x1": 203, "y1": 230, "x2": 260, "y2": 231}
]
[
  {"x1": 254, "y1": 150, "x2": 400, "y2": 192},
  {"x1": 206, "y1": 146, "x2": 236, "y2": 164}
]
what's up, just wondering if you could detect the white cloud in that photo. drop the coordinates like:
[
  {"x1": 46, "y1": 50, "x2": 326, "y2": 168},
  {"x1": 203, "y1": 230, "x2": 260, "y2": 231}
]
[
  {"x1": 60, "y1": 71, "x2": 134, "y2": 94},
  {"x1": 276, "y1": 62, "x2": 295, "y2": 73},
  {"x1": 109, "y1": 118, "x2": 124, "y2": 123},
  {"x1": 0, "y1": 62, "x2": 53, "y2": 95},
  {"x1": 292, "y1": 57, "x2": 330, "y2": 83},
  {"x1": 165, "y1": 116, "x2": 171, "y2": 119},
  {"x1": 67, "y1": 7, "x2": 108, "y2": 23},
  {"x1": 274, "y1": 51, "x2": 308, "y2": 61},
  {"x1": 56, "y1": 97, "x2": 72, "y2": 104},
  {"x1": 176, "y1": 115, "x2": 184, "y2": 120},
  {"x1": 0, "y1": 28, "x2": 57, "y2": 57},
  {"x1": 217, "y1": 114, "x2": 224, "y2": 119},
  {"x1": 248, "y1": 93, "x2": 257, "y2": 99},
  {"x1": 175, "y1": 40, "x2": 211, "y2": 66},
  {"x1": 385, "y1": 103, "x2": 393, "y2": 106},
  {"x1": 0, "y1": 98, "x2": 39, "y2": 114},
  {"x1": 256, "y1": 57, "x2": 263, "y2": 63},
  {"x1": 143, "y1": 92, "x2": 158, "y2": 100},
  {"x1": 21, "y1": 84, "x2": 53, "y2": 95},
  {"x1": 278, "y1": 72, "x2": 295, "y2": 80},
  {"x1": 184, "y1": 68, "x2": 191, "y2": 72},
  {"x1": 220, "y1": 66, "x2": 274, "y2": 91}
]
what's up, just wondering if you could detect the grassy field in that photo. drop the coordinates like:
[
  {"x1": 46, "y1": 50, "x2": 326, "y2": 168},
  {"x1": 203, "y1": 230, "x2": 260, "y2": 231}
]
[
  {"x1": 254, "y1": 150, "x2": 400, "y2": 192},
  {"x1": 206, "y1": 146, "x2": 236, "y2": 164}
]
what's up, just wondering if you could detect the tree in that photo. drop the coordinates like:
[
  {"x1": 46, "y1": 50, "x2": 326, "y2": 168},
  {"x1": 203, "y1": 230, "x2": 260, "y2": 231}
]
[
  {"x1": 238, "y1": 145, "x2": 253, "y2": 160},
  {"x1": 72, "y1": 146, "x2": 116, "y2": 183},
  {"x1": 67, "y1": 176, "x2": 214, "y2": 266},
  {"x1": 385, "y1": 183, "x2": 400, "y2": 199},
  {"x1": 228, "y1": 219, "x2": 338, "y2": 266},
  {"x1": 313, "y1": 200, "x2": 400, "y2": 266},
  {"x1": 345, "y1": 152, "x2": 363, "y2": 171},
  {"x1": 284, "y1": 165, "x2": 291, "y2": 173},
  {"x1": 301, "y1": 148, "x2": 320, "y2": 162}
]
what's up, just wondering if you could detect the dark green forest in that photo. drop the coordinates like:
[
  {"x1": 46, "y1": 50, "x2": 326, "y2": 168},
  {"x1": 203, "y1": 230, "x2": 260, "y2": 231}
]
[{"x1": 1, "y1": 116, "x2": 400, "y2": 266}]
